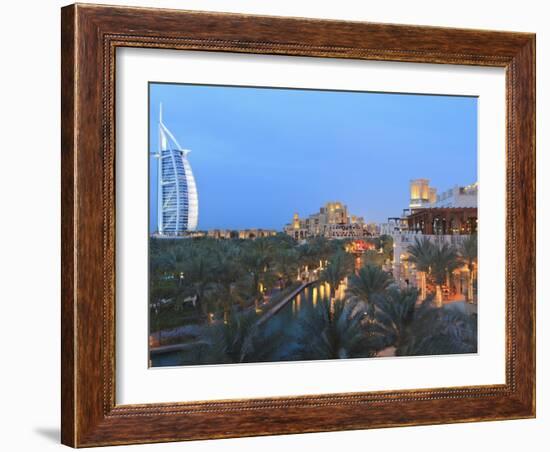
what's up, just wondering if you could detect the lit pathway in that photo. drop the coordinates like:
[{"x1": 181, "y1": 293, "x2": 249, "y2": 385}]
[{"x1": 257, "y1": 279, "x2": 318, "y2": 326}]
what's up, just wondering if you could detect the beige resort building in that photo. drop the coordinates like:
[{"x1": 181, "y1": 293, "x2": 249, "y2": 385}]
[
  {"x1": 384, "y1": 179, "x2": 478, "y2": 308},
  {"x1": 284, "y1": 202, "x2": 378, "y2": 240}
]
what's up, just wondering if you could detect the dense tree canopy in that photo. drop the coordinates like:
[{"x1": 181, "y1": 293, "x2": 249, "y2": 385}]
[{"x1": 150, "y1": 233, "x2": 477, "y2": 366}]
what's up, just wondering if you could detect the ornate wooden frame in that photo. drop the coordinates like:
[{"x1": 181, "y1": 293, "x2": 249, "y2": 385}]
[{"x1": 61, "y1": 3, "x2": 536, "y2": 447}]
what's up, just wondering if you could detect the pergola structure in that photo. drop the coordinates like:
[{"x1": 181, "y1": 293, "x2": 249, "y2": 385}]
[{"x1": 406, "y1": 207, "x2": 477, "y2": 235}]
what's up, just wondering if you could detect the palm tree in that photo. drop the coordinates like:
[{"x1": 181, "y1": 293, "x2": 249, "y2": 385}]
[
  {"x1": 297, "y1": 237, "x2": 336, "y2": 273},
  {"x1": 406, "y1": 237, "x2": 434, "y2": 301},
  {"x1": 396, "y1": 301, "x2": 477, "y2": 356},
  {"x1": 179, "y1": 250, "x2": 215, "y2": 316},
  {"x1": 362, "y1": 249, "x2": 384, "y2": 267},
  {"x1": 292, "y1": 297, "x2": 377, "y2": 360},
  {"x1": 429, "y1": 242, "x2": 460, "y2": 306},
  {"x1": 274, "y1": 248, "x2": 300, "y2": 288},
  {"x1": 458, "y1": 234, "x2": 477, "y2": 303},
  {"x1": 297, "y1": 242, "x2": 319, "y2": 276},
  {"x1": 309, "y1": 236, "x2": 335, "y2": 263},
  {"x1": 195, "y1": 311, "x2": 284, "y2": 364},
  {"x1": 347, "y1": 264, "x2": 393, "y2": 318},
  {"x1": 407, "y1": 238, "x2": 460, "y2": 306},
  {"x1": 240, "y1": 248, "x2": 271, "y2": 309},
  {"x1": 212, "y1": 243, "x2": 243, "y2": 321},
  {"x1": 369, "y1": 287, "x2": 420, "y2": 351},
  {"x1": 149, "y1": 278, "x2": 179, "y2": 343},
  {"x1": 249, "y1": 237, "x2": 275, "y2": 259},
  {"x1": 321, "y1": 252, "x2": 353, "y2": 298},
  {"x1": 377, "y1": 234, "x2": 394, "y2": 262}
]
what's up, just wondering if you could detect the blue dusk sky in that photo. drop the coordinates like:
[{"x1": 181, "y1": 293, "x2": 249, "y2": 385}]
[{"x1": 149, "y1": 83, "x2": 477, "y2": 232}]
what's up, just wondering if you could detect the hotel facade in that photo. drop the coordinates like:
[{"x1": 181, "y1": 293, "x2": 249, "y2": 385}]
[
  {"x1": 284, "y1": 202, "x2": 378, "y2": 240},
  {"x1": 152, "y1": 106, "x2": 199, "y2": 236},
  {"x1": 386, "y1": 179, "x2": 478, "y2": 306}
]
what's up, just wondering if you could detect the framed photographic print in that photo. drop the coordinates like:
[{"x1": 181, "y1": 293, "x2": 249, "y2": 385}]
[{"x1": 61, "y1": 3, "x2": 536, "y2": 447}]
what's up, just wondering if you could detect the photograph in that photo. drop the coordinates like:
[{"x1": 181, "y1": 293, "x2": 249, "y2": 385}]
[{"x1": 148, "y1": 83, "x2": 479, "y2": 367}]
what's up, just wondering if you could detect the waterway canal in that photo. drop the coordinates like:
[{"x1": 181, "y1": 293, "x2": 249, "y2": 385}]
[{"x1": 151, "y1": 280, "x2": 348, "y2": 367}]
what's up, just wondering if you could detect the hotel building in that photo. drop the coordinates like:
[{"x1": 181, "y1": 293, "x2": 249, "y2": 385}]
[
  {"x1": 152, "y1": 105, "x2": 199, "y2": 236},
  {"x1": 409, "y1": 178, "x2": 438, "y2": 208},
  {"x1": 384, "y1": 179, "x2": 478, "y2": 236},
  {"x1": 284, "y1": 202, "x2": 373, "y2": 240},
  {"x1": 430, "y1": 182, "x2": 478, "y2": 208},
  {"x1": 407, "y1": 179, "x2": 477, "y2": 211},
  {"x1": 387, "y1": 179, "x2": 478, "y2": 305}
]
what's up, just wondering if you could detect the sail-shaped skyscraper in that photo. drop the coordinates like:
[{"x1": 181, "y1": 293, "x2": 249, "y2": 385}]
[{"x1": 153, "y1": 105, "x2": 198, "y2": 235}]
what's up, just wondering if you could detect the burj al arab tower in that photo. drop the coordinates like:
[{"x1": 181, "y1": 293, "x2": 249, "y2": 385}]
[{"x1": 153, "y1": 105, "x2": 199, "y2": 235}]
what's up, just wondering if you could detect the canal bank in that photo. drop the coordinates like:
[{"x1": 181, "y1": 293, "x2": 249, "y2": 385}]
[{"x1": 257, "y1": 280, "x2": 318, "y2": 326}]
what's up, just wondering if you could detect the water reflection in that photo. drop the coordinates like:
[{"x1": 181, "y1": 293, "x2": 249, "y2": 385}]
[{"x1": 312, "y1": 286, "x2": 317, "y2": 306}]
